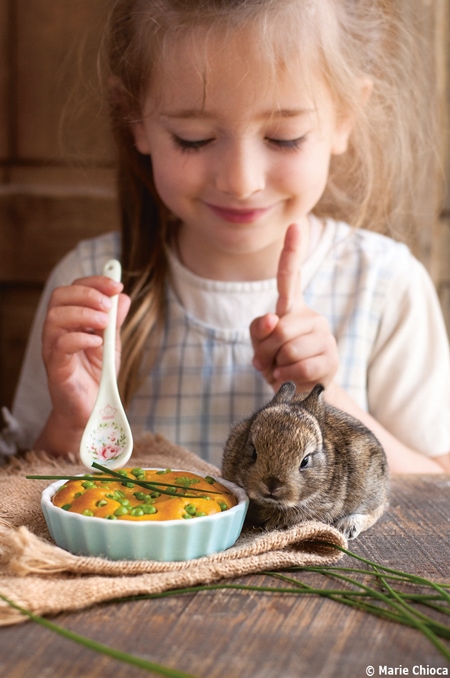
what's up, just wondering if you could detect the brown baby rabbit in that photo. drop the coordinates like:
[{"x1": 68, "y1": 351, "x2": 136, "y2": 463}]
[{"x1": 222, "y1": 382, "x2": 388, "y2": 539}]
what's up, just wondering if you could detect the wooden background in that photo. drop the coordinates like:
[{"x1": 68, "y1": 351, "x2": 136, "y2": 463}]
[{"x1": 0, "y1": 0, "x2": 449, "y2": 410}]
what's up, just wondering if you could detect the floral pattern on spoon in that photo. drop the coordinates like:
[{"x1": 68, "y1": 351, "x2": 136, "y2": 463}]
[{"x1": 79, "y1": 259, "x2": 133, "y2": 470}]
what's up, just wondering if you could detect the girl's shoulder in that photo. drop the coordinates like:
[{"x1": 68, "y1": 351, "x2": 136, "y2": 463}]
[
  {"x1": 48, "y1": 232, "x2": 122, "y2": 286},
  {"x1": 327, "y1": 219, "x2": 411, "y2": 261},
  {"x1": 319, "y1": 218, "x2": 417, "y2": 281},
  {"x1": 306, "y1": 217, "x2": 429, "y2": 305},
  {"x1": 73, "y1": 232, "x2": 122, "y2": 276}
]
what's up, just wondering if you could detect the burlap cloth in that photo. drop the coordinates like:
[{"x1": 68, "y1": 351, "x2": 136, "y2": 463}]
[{"x1": 0, "y1": 433, "x2": 346, "y2": 626}]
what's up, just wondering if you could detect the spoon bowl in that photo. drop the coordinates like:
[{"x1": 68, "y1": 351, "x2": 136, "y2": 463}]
[{"x1": 79, "y1": 259, "x2": 133, "y2": 470}]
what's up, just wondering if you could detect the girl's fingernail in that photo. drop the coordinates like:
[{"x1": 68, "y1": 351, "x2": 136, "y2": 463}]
[
  {"x1": 253, "y1": 358, "x2": 262, "y2": 371},
  {"x1": 100, "y1": 296, "x2": 112, "y2": 310}
]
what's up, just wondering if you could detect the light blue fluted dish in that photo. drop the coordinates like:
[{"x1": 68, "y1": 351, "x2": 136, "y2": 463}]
[{"x1": 41, "y1": 471, "x2": 249, "y2": 562}]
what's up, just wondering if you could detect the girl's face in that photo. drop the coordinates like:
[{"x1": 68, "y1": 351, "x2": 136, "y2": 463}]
[{"x1": 132, "y1": 35, "x2": 353, "y2": 280}]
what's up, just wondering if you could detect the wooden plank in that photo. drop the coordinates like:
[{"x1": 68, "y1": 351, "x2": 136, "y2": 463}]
[
  {"x1": 0, "y1": 184, "x2": 118, "y2": 283},
  {"x1": 439, "y1": 218, "x2": 450, "y2": 336},
  {"x1": 0, "y1": 286, "x2": 41, "y2": 407},
  {"x1": 15, "y1": 0, "x2": 112, "y2": 163},
  {"x1": 438, "y1": 216, "x2": 450, "y2": 337},
  {"x1": 390, "y1": 0, "x2": 446, "y2": 280},
  {"x1": 0, "y1": 0, "x2": 11, "y2": 161},
  {"x1": 441, "y1": 286, "x2": 450, "y2": 339},
  {"x1": 10, "y1": 166, "x2": 116, "y2": 190},
  {"x1": 444, "y1": 0, "x2": 450, "y2": 214}
]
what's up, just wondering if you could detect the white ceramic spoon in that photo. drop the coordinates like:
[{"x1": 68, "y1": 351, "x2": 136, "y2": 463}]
[{"x1": 79, "y1": 259, "x2": 133, "y2": 470}]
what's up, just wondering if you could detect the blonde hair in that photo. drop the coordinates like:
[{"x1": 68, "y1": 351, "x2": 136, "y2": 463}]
[{"x1": 99, "y1": 0, "x2": 437, "y2": 405}]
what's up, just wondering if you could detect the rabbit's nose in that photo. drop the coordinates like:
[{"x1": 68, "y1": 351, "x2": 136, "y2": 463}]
[{"x1": 263, "y1": 476, "x2": 284, "y2": 497}]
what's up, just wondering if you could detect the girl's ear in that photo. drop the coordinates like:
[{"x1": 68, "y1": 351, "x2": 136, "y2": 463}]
[
  {"x1": 130, "y1": 119, "x2": 151, "y2": 156},
  {"x1": 108, "y1": 76, "x2": 151, "y2": 156},
  {"x1": 331, "y1": 76, "x2": 373, "y2": 156}
]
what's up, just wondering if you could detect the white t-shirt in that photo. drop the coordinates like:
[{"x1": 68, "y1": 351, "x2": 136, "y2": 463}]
[{"x1": 12, "y1": 218, "x2": 450, "y2": 466}]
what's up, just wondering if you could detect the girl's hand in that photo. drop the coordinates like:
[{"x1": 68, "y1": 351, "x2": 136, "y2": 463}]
[
  {"x1": 251, "y1": 224, "x2": 450, "y2": 475},
  {"x1": 250, "y1": 223, "x2": 339, "y2": 393},
  {"x1": 41, "y1": 275, "x2": 131, "y2": 433}
]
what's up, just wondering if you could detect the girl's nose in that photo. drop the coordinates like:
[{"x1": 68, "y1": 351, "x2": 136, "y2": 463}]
[{"x1": 214, "y1": 141, "x2": 266, "y2": 199}]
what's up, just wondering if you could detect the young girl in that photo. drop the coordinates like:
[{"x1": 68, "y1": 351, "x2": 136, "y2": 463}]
[{"x1": 12, "y1": 0, "x2": 450, "y2": 472}]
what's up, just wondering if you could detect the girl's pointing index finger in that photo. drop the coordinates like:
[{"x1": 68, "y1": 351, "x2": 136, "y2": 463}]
[{"x1": 276, "y1": 223, "x2": 303, "y2": 317}]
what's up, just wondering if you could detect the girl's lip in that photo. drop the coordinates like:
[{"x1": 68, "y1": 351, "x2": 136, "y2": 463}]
[{"x1": 206, "y1": 203, "x2": 272, "y2": 224}]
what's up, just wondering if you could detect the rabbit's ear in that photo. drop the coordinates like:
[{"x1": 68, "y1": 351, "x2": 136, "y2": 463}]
[
  {"x1": 301, "y1": 384, "x2": 325, "y2": 420},
  {"x1": 270, "y1": 381, "x2": 296, "y2": 406}
]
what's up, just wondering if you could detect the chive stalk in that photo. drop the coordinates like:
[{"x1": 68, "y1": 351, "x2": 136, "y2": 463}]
[{"x1": 0, "y1": 592, "x2": 199, "y2": 678}]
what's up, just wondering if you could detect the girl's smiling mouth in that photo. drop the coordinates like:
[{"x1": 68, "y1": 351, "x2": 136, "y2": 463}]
[{"x1": 205, "y1": 203, "x2": 274, "y2": 224}]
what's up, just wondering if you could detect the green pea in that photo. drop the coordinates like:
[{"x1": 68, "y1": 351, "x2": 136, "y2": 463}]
[
  {"x1": 182, "y1": 513, "x2": 193, "y2": 519},
  {"x1": 150, "y1": 491, "x2": 161, "y2": 498},
  {"x1": 218, "y1": 502, "x2": 228, "y2": 511},
  {"x1": 121, "y1": 481, "x2": 135, "y2": 488},
  {"x1": 109, "y1": 491, "x2": 126, "y2": 502},
  {"x1": 142, "y1": 505, "x2": 157, "y2": 515},
  {"x1": 74, "y1": 492, "x2": 83, "y2": 498},
  {"x1": 165, "y1": 486, "x2": 177, "y2": 495},
  {"x1": 143, "y1": 495, "x2": 155, "y2": 504},
  {"x1": 204, "y1": 476, "x2": 215, "y2": 485},
  {"x1": 133, "y1": 491, "x2": 148, "y2": 501},
  {"x1": 61, "y1": 504, "x2": 72, "y2": 511},
  {"x1": 131, "y1": 468, "x2": 145, "y2": 478},
  {"x1": 176, "y1": 476, "x2": 201, "y2": 487},
  {"x1": 195, "y1": 511, "x2": 207, "y2": 517},
  {"x1": 117, "y1": 469, "x2": 128, "y2": 476},
  {"x1": 96, "y1": 499, "x2": 108, "y2": 507},
  {"x1": 118, "y1": 498, "x2": 130, "y2": 506},
  {"x1": 114, "y1": 505, "x2": 129, "y2": 516},
  {"x1": 156, "y1": 468, "x2": 172, "y2": 475},
  {"x1": 82, "y1": 509, "x2": 94, "y2": 517},
  {"x1": 184, "y1": 503, "x2": 197, "y2": 516},
  {"x1": 81, "y1": 480, "x2": 96, "y2": 489},
  {"x1": 131, "y1": 507, "x2": 144, "y2": 517},
  {"x1": 105, "y1": 514, "x2": 117, "y2": 520}
]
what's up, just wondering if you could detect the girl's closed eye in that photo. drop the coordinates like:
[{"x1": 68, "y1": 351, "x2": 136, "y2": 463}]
[
  {"x1": 171, "y1": 135, "x2": 215, "y2": 152},
  {"x1": 266, "y1": 135, "x2": 307, "y2": 151},
  {"x1": 171, "y1": 133, "x2": 308, "y2": 153}
]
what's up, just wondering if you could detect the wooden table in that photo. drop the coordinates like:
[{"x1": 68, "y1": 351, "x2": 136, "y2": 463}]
[{"x1": 0, "y1": 475, "x2": 449, "y2": 678}]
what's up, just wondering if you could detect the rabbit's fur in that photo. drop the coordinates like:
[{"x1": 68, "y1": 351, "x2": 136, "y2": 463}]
[{"x1": 222, "y1": 382, "x2": 388, "y2": 539}]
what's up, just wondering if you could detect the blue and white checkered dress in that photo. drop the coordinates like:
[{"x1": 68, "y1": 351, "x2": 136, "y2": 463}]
[{"x1": 13, "y1": 218, "x2": 450, "y2": 466}]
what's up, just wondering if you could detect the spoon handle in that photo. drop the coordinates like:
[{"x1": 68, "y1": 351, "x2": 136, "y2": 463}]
[{"x1": 100, "y1": 259, "x2": 121, "y2": 394}]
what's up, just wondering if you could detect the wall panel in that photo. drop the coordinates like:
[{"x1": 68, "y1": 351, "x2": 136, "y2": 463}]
[{"x1": 0, "y1": 0, "x2": 449, "y2": 409}]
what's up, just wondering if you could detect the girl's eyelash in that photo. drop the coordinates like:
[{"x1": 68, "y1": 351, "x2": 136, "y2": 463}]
[
  {"x1": 171, "y1": 135, "x2": 213, "y2": 152},
  {"x1": 171, "y1": 134, "x2": 307, "y2": 153},
  {"x1": 266, "y1": 136, "x2": 306, "y2": 151}
]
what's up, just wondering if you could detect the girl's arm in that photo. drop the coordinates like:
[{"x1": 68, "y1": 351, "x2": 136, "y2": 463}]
[
  {"x1": 325, "y1": 381, "x2": 450, "y2": 473},
  {"x1": 251, "y1": 224, "x2": 450, "y2": 474}
]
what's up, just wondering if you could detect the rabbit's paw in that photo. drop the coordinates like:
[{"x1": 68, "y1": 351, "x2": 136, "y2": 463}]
[{"x1": 334, "y1": 513, "x2": 368, "y2": 540}]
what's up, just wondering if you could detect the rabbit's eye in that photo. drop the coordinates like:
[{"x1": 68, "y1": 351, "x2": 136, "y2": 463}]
[{"x1": 300, "y1": 455, "x2": 310, "y2": 470}]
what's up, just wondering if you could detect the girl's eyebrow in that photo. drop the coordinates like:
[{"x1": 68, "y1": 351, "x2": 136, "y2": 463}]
[{"x1": 159, "y1": 108, "x2": 314, "y2": 121}]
